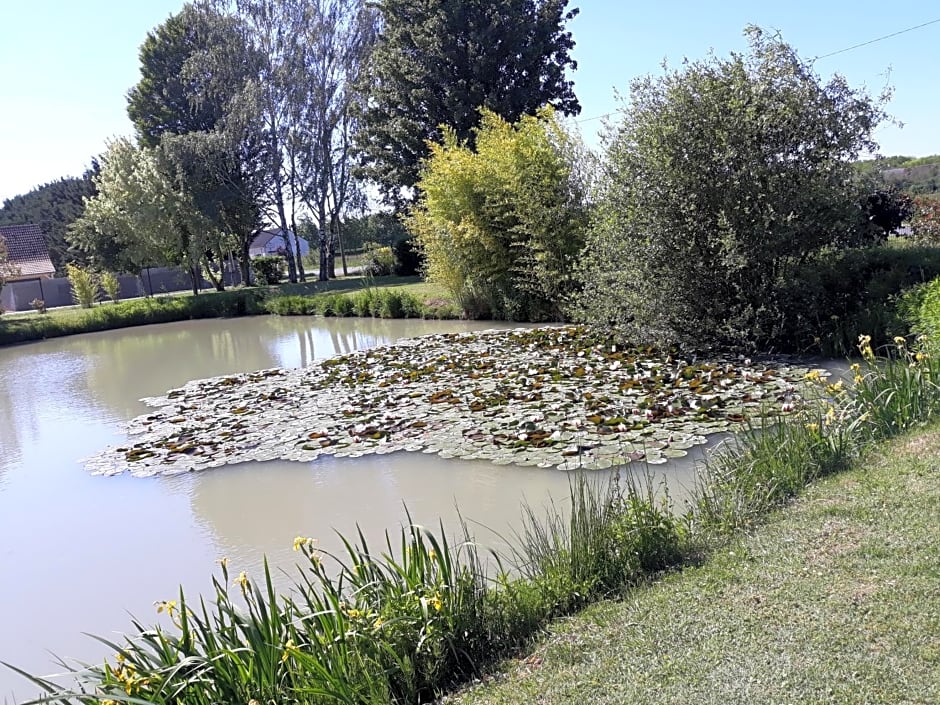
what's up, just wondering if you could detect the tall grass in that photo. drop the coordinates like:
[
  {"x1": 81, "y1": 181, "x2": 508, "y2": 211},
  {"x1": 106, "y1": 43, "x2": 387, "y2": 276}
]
[
  {"x1": 695, "y1": 334, "x2": 940, "y2": 536},
  {"x1": 264, "y1": 289, "x2": 448, "y2": 320}
]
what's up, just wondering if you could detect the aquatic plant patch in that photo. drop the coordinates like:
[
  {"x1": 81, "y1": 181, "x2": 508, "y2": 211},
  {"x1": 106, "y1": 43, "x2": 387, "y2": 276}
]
[{"x1": 86, "y1": 326, "x2": 826, "y2": 476}]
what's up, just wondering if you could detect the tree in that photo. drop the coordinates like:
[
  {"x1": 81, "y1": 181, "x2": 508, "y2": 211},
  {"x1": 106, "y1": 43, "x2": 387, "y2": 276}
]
[
  {"x1": 407, "y1": 108, "x2": 591, "y2": 321},
  {"x1": 0, "y1": 236, "x2": 19, "y2": 296},
  {"x1": 0, "y1": 171, "x2": 98, "y2": 271},
  {"x1": 355, "y1": 0, "x2": 581, "y2": 206},
  {"x1": 69, "y1": 138, "x2": 219, "y2": 294},
  {"x1": 288, "y1": 0, "x2": 377, "y2": 281},
  {"x1": 577, "y1": 27, "x2": 888, "y2": 347},
  {"x1": 127, "y1": 3, "x2": 232, "y2": 147},
  {"x1": 127, "y1": 3, "x2": 265, "y2": 286}
]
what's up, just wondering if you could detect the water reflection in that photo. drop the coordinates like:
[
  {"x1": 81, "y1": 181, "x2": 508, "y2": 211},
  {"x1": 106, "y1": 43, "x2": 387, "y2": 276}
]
[{"x1": 0, "y1": 316, "x2": 528, "y2": 700}]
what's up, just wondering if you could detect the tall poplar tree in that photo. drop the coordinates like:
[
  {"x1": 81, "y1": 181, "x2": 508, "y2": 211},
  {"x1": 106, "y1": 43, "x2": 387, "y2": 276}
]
[{"x1": 355, "y1": 0, "x2": 581, "y2": 207}]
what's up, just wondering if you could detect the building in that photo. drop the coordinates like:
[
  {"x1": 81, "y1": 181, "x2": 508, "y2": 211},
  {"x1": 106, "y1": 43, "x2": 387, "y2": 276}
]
[
  {"x1": 0, "y1": 224, "x2": 55, "y2": 282},
  {"x1": 248, "y1": 228, "x2": 311, "y2": 259}
]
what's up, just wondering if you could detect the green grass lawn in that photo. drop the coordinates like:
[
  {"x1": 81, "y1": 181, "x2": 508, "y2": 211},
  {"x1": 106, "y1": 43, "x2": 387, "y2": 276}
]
[
  {"x1": 275, "y1": 273, "x2": 427, "y2": 297},
  {"x1": 449, "y1": 427, "x2": 940, "y2": 705}
]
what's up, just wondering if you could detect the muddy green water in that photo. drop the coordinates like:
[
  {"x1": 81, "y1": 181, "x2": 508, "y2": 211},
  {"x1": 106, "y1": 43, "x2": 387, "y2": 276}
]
[{"x1": 0, "y1": 316, "x2": 698, "y2": 700}]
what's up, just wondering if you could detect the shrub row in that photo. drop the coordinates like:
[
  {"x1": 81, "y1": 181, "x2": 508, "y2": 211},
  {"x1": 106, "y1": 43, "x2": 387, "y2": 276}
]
[
  {"x1": 0, "y1": 290, "x2": 266, "y2": 345},
  {"x1": 264, "y1": 289, "x2": 461, "y2": 320},
  {"x1": 775, "y1": 244, "x2": 940, "y2": 355}
]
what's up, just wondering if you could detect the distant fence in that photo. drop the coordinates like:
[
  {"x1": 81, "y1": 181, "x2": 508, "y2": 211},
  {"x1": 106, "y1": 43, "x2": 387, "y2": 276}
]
[{"x1": 0, "y1": 267, "x2": 244, "y2": 312}]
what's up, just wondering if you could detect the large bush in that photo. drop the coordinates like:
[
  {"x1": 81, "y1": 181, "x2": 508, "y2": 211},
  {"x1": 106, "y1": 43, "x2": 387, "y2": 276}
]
[
  {"x1": 393, "y1": 234, "x2": 422, "y2": 276},
  {"x1": 362, "y1": 243, "x2": 395, "y2": 276},
  {"x1": 251, "y1": 255, "x2": 284, "y2": 285},
  {"x1": 407, "y1": 108, "x2": 592, "y2": 321},
  {"x1": 576, "y1": 27, "x2": 888, "y2": 347},
  {"x1": 777, "y1": 245, "x2": 940, "y2": 354}
]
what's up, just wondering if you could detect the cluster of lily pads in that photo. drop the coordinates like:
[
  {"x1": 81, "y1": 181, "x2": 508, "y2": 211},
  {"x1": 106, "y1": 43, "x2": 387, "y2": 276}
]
[{"x1": 88, "y1": 326, "x2": 826, "y2": 477}]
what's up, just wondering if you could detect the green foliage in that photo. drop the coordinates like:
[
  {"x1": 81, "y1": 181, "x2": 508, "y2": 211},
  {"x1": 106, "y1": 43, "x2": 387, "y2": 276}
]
[
  {"x1": 340, "y1": 212, "x2": 408, "y2": 250},
  {"x1": 852, "y1": 340, "x2": 940, "y2": 440},
  {"x1": 900, "y1": 276, "x2": 940, "y2": 344},
  {"x1": 29, "y1": 298, "x2": 47, "y2": 314},
  {"x1": 66, "y1": 264, "x2": 98, "y2": 308},
  {"x1": 251, "y1": 255, "x2": 285, "y2": 284},
  {"x1": 408, "y1": 108, "x2": 591, "y2": 321},
  {"x1": 881, "y1": 159, "x2": 940, "y2": 196},
  {"x1": 860, "y1": 186, "x2": 913, "y2": 238},
  {"x1": 127, "y1": 3, "x2": 232, "y2": 147},
  {"x1": 577, "y1": 26, "x2": 888, "y2": 347},
  {"x1": 264, "y1": 289, "x2": 427, "y2": 320},
  {"x1": 0, "y1": 290, "x2": 266, "y2": 345},
  {"x1": 100, "y1": 271, "x2": 121, "y2": 303},
  {"x1": 125, "y1": 3, "x2": 264, "y2": 286},
  {"x1": 355, "y1": 0, "x2": 581, "y2": 205},
  {"x1": 910, "y1": 196, "x2": 940, "y2": 245},
  {"x1": 0, "y1": 236, "x2": 15, "y2": 289},
  {"x1": 69, "y1": 137, "x2": 217, "y2": 279},
  {"x1": 362, "y1": 244, "x2": 395, "y2": 276},
  {"x1": 393, "y1": 233, "x2": 423, "y2": 276},
  {"x1": 0, "y1": 171, "x2": 97, "y2": 271},
  {"x1": 776, "y1": 245, "x2": 940, "y2": 355}
]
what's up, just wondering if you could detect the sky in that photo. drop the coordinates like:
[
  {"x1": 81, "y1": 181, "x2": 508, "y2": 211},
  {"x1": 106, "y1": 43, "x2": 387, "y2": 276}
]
[{"x1": 1, "y1": 0, "x2": 939, "y2": 203}]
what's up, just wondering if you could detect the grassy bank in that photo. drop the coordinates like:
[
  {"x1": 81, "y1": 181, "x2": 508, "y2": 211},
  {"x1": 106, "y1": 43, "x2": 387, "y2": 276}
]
[
  {"x1": 9, "y1": 344, "x2": 939, "y2": 704},
  {"x1": 449, "y1": 425, "x2": 940, "y2": 705},
  {"x1": 0, "y1": 276, "x2": 458, "y2": 346}
]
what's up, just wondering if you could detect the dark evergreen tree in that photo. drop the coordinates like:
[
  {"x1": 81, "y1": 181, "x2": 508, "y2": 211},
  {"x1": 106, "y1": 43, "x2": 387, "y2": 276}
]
[
  {"x1": 354, "y1": 0, "x2": 580, "y2": 207},
  {"x1": 0, "y1": 169, "x2": 98, "y2": 272}
]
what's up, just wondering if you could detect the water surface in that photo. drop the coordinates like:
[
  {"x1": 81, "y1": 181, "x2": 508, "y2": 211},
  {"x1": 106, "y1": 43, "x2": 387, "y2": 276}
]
[{"x1": 0, "y1": 316, "x2": 698, "y2": 700}]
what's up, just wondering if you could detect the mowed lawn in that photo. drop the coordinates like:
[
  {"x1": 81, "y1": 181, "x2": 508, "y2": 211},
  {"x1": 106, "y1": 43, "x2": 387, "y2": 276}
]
[{"x1": 449, "y1": 426, "x2": 940, "y2": 705}]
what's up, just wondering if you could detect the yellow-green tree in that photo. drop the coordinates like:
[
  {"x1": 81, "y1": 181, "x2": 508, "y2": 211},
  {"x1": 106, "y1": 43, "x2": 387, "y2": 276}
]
[{"x1": 407, "y1": 108, "x2": 592, "y2": 321}]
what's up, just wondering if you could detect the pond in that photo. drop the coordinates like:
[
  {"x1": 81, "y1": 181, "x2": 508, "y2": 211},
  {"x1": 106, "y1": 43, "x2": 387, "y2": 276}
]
[{"x1": 0, "y1": 316, "x2": 703, "y2": 701}]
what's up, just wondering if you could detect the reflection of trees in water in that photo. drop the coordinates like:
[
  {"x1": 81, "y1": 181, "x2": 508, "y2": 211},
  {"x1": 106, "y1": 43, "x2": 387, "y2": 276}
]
[
  {"x1": 0, "y1": 375, "x2": 17, "y2": 482},
  {"x1": 75, "y1": 321, "x2": 282, "y2": 418},
  {"x1": 0, "y1": 347, "x2": 97, "y2": 480}
]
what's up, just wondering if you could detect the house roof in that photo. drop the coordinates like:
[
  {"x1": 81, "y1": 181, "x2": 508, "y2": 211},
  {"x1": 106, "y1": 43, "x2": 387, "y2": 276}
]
[
  {"x1": 0, "y1": 224, "x2": 55, "y2": 278},
  {"x1": 249, "y1": 228, "x2": 308, "y2": 250},
  {"x1": 249, "y1": 230, "x2": 279, "y2": 249}
]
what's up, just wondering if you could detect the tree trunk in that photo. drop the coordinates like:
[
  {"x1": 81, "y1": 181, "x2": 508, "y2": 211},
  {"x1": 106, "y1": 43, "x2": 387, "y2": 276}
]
[
  {"x1": 290, "y1": 214, "x2": 306, "y2": 282},
  {"x1": 317, "y1": 202, "x2": 329, "y2": 282},
  {"x1": 275, "y1": 197, "x2": 298, "y2": 283},
  {"x1": 239, "y1": 241, "x2": 252, "y2": 286},
  {"x1": 334, "y1": 212, "x2": 349, "y2": 277}
]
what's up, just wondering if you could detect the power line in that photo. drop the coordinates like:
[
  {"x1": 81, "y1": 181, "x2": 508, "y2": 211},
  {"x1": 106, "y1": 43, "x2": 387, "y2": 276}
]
[
  {"x1": 575, "y1": 112, "x2": 614, "y2": 124},
  {"x1": 576, "y1": 18, "x2": 940, "y2": 126},
  {"x1": 813, "y1": 17, "x2": 940, "y2": 60}
]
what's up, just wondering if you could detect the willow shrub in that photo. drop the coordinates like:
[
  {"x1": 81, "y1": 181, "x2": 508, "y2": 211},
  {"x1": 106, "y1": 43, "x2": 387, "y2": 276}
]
[
  {"x1": 575, "y1": 27, "x2": 889, "y2": 349},
  {"x1": 407, "y1": 107, "x2": 592, "y2": 322}
]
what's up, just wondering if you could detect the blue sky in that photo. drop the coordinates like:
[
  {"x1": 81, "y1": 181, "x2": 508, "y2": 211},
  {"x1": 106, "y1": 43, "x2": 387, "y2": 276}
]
[{"x1": 2, "y1": 0, "x2": 939, "y2": 202}]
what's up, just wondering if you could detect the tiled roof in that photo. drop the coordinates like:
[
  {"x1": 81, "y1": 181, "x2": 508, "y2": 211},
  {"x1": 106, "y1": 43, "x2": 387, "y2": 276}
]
[{"x1": 0, "y1": 224, "x2": 55, "y2": 278}]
